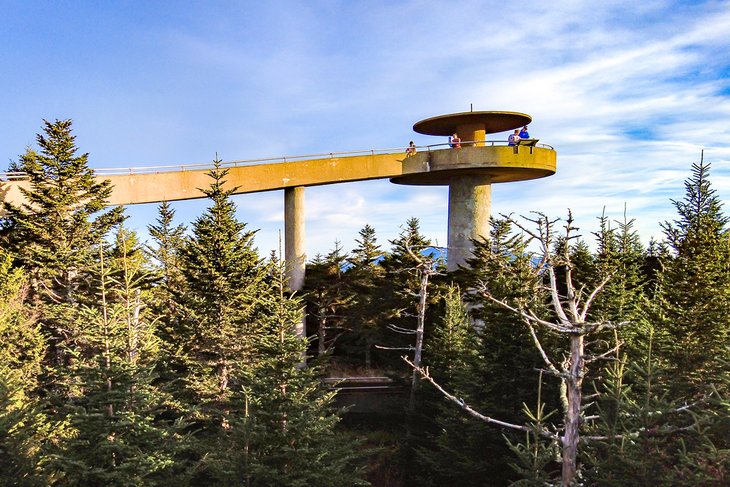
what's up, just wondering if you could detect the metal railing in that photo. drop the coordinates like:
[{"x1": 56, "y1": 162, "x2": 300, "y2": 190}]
[{"x1": 0, "y1": 140, "x2": 553, "y2": 181}]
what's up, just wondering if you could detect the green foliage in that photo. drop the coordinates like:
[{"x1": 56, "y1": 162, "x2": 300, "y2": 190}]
[
  {"x1": 177, "y1": 161, "x2": 269, "y2": 407},
  {"x1": 412, "y1": 285, "x2": 492, "y2": 486},
  {"x1": 146, "y1": 201, "x2": 187, "y2": 348},
  {"x1": 379, "y1": 218, "x2": 444, "y2": 372},
  {"x1": 410, "y1": 219, "x2": 552, "y2": 486},
  {"x1": 656, "y1": 158, "x2": 730, "y2": 396},
  {"x1": 43, "y1": 231, "x2": 185, "y2": 486},
  {"x1": 167, "y1": 161, "x2": 367, "y2": 485},
  {"x1": 342, "y1": 225, "x2": 387, "y2": 369},
  {"x1": 1, "y1": 119, "x2": 123, "y2": 368},
  {"x1": 505, "y1": 374, "x2": 560, "y2": 487},
  {"x1": 217, "y1": 259, "x2": 369, "y2": 486},
  {"x1": 304, "y1": 241, "x2": 354, "y2": 356},
  {"x1": 3, "y1": 119, "x2": 123, "y2": 301},
  {"x1": 0, "y1": 250, "x2": 55, "y2": 485}
]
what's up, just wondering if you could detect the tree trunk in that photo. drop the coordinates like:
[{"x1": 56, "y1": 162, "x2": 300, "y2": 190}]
[
  {"x1": 318, "y1": 310, "x2": 326, "y2": 356},
  {"x1": 409, "y1": 271, "x2": 429, "y2": 412},
  {"x1": 561, "y1": 334, "x2": 584, "y2": 486}
]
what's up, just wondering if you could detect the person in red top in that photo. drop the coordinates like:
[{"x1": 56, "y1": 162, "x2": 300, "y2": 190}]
[{"x1": 450, "y1": 133, "x2": 461, "y2": 149}]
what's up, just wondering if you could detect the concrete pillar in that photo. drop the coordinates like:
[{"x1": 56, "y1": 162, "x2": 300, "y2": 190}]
[
  {"x1": 447, "y1": 175, "x2": 491, "y2": 271},
  {"x1": 284, "y1": 186, "x2": 306, "y2": 347},
  {"x1": 284, "y1": 186, "x2": 306, "y2": 291},
  {"x1": 284, "y1": 186, "x2": 307, "y2": 347},
  {"x1": 456, "y1": 123, "x2": 486, "y2": 147}
]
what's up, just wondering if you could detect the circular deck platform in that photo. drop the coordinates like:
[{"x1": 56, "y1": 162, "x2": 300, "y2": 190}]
[
  {"x1": 413, "y1": 111, "x2": 531, "y2": 136},
  {"x1": 391, "y1": 145, "x2": 556, "y2": 186}
]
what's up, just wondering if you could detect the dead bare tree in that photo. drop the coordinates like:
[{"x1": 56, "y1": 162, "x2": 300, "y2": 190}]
[
  {"x1": 378, "y1": 237, "x2": 444, "y2": 412},
  {"x1": 406, "y1": 212, "x2": 629, "y2": 486},
  {"x1": 479, "y1": 211, "x2": 628, "y2": 485}
]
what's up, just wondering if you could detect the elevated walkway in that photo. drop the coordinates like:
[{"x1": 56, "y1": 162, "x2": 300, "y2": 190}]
[
  {"x1": 1, "y1": 109, "x2": 557, "y2": 336},
  {"x1": 2, "y1": 142, "x2": 555, "y2": 206}
]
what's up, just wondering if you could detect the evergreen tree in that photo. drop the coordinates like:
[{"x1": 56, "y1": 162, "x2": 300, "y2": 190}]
[
  {"x1": 590, "y1": 211, "x2": 647, "y2": 327},
  {"x1": 173, "y1": 160, "x2": 271, "y2": 482},
  {"x1": 657, "y1": 158, "x2": 730, "y2": 396},
  {"x1": 379, "y1": 218, "x2": 442, "y2": 372},
  {"x1": 0, "y1": 250, "x2": 55, "y2": 486},
  {"x1": 431, "y1": 218, "x2": 552, "y2": 486},
  {"x1": 412, "y1": 285, "x2": 490, "y2": 486},
  {"x1": 45, "y1": 230, "x2": 184, "y2": 486},
  {"x1": 222, "y1": 258, "x2": 368, "y2": 486},
  {"x1": 146, "y1": 201, "x2": 187, "y2": 347},
  {"x1": 1, "y1": 119, "x2": 123, "y2": 363},
  {"x1": 304, "y1": 241, "x2": 353, "y2": 357},
  {"x1": 343, "y1": 224, "x2": 387, "y2": 369}
]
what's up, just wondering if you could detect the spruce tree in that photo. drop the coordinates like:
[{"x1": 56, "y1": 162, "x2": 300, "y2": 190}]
[
  {"x1": 590, "y1": 211, "x2": 647, "y2": 327},
  {"x1": 304, "y1": 241, "x2": 353, "y2": 357},
  {"x1": 657, "y1": 158, "x2": 730, "y2": 396},
  {"x1": 173, "y1": 160, "x2": 271, "y2": 482},
  {"x1": 412, "y1": 285, "x2": 489, "y2": 486},
  {"x1": 2, "y1": 119, "x2": 123, "y2": 363},
  {"x1": 379, "y1": 217, "x2": 441, "y2": 372},
  {"x1": 45, "y1": 230, "x2": 184, "y2": 486},
  {"x1": 223, "y1": 258, "x2": 368, "y2": 486},
  {"x1": 343, "y1": 224, "x2": 387, "y2": 369},
  {"x1": 0, "y1": 250, "x2": 54, "y2": 486},
  {"x1": 146, "y1": 201, "x2": 187, "y2": 347},
  {"x1": 442, "y1": 218, "x2": 551, "y2": 486}
]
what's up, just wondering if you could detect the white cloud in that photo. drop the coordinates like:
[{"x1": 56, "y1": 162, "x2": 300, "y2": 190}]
[{"x1": 2, "y1": 0, "x2": 729, "y2": 259}]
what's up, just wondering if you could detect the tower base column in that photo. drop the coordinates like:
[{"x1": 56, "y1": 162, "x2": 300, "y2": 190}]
[
  {"x1": 284, "y1": 186, "x2": 306, "y2": 338},
  {"x1": 447, "y1": 175, "x2": 491, "y2": 271}
]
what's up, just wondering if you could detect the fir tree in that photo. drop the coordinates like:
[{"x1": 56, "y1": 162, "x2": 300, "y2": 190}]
[
  {"x1": 379, "y1": 218, "x2": 442, "y2": 372},
  {"x1": 0, "y1": 250, "x2": 55, "y2": 486},
  {"x1": 2, "y1": 119, "x2": 123, "y2": 363},
  {"x1": 657, "y1": 157, "x2": 730, "y2": 396},
  {"x1": 304, "y1": 241, "x2": 353, "y2": 357},
  {"x1": 45, "y1": 231, "x2": 184, "y2": 486},
  {"x1": 412, "y1": 285, "x2": 490, "y2": 486},
  {"x1": 222, "y1": 258, "x2": 368, "y2": 486},
  {"x1": 343, "y1": 224, "x2": 387, "y2": 369},
  {"x1": 590, "y1": 210, "x2": 647, "y2": 327},
  {"x1": 173, "y1": 160, "x2": 271, "y2": 482},
  {"x1": 429, "y1": 218, "x2": 552, "y2": 486},
  {"x1": 146, "y1": 201, "x2": 187, "y2": 346}
]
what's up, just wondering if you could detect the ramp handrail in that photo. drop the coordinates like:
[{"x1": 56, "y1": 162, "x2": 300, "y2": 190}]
[{"x1": 0, "y1": 140, "x2": 553, "y2": 181}]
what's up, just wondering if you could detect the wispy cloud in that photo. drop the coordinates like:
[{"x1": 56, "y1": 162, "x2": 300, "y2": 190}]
[{"x1": 1, "y1": 0, "x2": 728, "y2": 257}]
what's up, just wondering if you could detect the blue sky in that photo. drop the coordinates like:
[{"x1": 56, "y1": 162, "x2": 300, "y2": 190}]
[{"x1": 2, "y1": 1, "x2": 729, "y2": 257}]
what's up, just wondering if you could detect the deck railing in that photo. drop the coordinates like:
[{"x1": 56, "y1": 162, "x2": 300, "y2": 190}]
[{"x1": 0, "y1": 140, "x2": 553, "y2": 181}]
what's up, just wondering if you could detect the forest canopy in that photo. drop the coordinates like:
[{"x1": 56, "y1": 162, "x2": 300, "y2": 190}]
[{"x1": 1, "y1": 120, "x2": 728, "y2": 486}]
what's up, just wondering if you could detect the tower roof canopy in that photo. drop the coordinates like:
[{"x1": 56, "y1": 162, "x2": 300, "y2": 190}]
[{"x1": 413, "y1": 111, "x2": 531, "y2": 136}]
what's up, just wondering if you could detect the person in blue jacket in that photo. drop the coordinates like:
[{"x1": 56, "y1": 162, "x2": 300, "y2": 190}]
[{"x1": 519, "y1": 125, "x2": 530, "y2": 139}]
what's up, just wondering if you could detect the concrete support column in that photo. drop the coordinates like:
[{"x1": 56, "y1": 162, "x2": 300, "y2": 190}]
[
  {"x1": 447, "y1": 175, "x2": 491, "y2": 271},
  {"x1": 284, "y1": 186, "x2": 307, "y2": 341},
  {"x1": 456, "y1": 123, "x2": 486, "y2": 147},
  {"x1": 284, "y1": 186, "x2": 306, "y2": 291}
]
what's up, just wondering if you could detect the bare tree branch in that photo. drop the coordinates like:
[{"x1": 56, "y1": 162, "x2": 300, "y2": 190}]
[
  {"x1": 375, "y1": 345, "x2": 414, "y2": 351},
  {"x1": 402, "y1": 356, "x2": 559, "y2": 441},
  {"x1": 526, "y1": 321, "x2": 563, "y2": 377},
  {"x1": 583, "y1": 342, "x2": 623, "y2": 364},
  {"x1": 580, "y1": 274, "x2": 613, "y2": 321},
  {"x1": 387, "y1": 324, "x2": 417, "y2": 335}
]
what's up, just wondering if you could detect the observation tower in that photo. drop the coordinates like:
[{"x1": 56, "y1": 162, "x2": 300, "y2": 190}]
[
  {"x1": 1, "y1": 109, "x2": 556, "y2": 282},
  {"x1": 393, "y1": 110, "x2": 555, "y2": 270}
]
